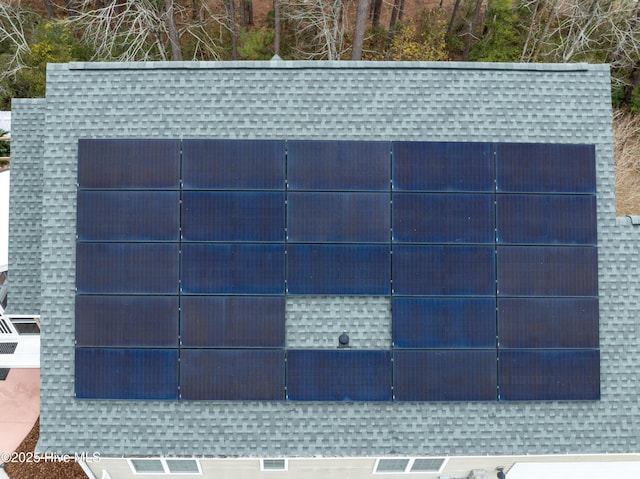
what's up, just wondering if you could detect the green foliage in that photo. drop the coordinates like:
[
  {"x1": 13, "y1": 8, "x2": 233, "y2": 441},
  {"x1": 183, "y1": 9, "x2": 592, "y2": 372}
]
[
  {"x1": 468, "y1": 0, "x2": 523, "y2": 62},
  {"x1": 239, "y1": 28, "x2": 274, "y2": 60},
  {"x1": 0, "y1": 130, "x2": 9, "y2": 158},
  {"x1": 0, "y1": 20, "x2": 91, "y2": 109},
  {"x1": 630, "y1": 87, "x2": 640, "y2": 114}
]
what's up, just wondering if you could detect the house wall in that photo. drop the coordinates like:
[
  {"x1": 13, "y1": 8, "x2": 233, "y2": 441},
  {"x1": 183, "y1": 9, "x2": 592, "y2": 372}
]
[{"x1": 11, "y1": 61, "x2": 640, "y2": 457}]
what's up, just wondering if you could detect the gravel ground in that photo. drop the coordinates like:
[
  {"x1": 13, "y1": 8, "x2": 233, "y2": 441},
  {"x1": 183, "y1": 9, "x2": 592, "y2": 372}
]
[{"x1": 3, "y1": 418, "x2": 87, "y2": 479}]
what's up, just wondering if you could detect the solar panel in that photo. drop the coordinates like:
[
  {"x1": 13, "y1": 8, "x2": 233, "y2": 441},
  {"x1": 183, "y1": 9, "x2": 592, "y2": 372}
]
[
  {"x1": 181, "y1": 191, "x2": 285, "y2": 242},
  {"x1": 392, "y1": 245, "x2": 495, "y2": 296},
  {"x1": 287, "y1": 140, "x2": 390, "y2": 190},
  {"x1": 499, "y1": 349, "x2": 600, "y2": 400},
  {"x1": 393, "y1": 350, "x2": 497, "y2": 401},
  {"x1": 76, "y1": 243, "x2": 179, "y2": 294},
  {"x1": 392, "y1": 193, "x2": 494, "y2": 244},
  {"x1": 497, "y1": 194, "x2": 597, "y2": 245},
  {"x1": 77, "y1": 139, "x2": 180, "y2": 189},
  {"x1": 182, "y1": 139, "x2": 285, "y2": 189},
  {"x1": 497, "y1": 246, "x2": 598, "y2": 296},
  {"x1": 75, "y1": 348, "x2": 178, "y2": 399},
  {"x1": 287, "y1": 350, "x2": 392, "y2": 401},
  {"x1": 181, "y1": 244, "x2": 285, "y2": 294},
  {"x1": 286, "y1": 245, "x2": 390, "y2": 295},
  {"x1": 392, "y1": 298, "x2": 496, "y2": 348},
  {"x1": 498, "y1": 297, "x2": 599, "y2": 348},
  {"x1": 77, "y1": 191, "x2": 180, "y2": 242},
  {"x1": 287, "y1": 192, "x2": 389, "y2": 243},
  {"x1": 392, "y1": 142, "x2": 494, "y2": 192},
  {"x1": 75, "y1": 295, "x2": 179, "y2": 347},
  {"x1": 496, "y1": 143, "x2": 596, "y2": 193},
  {"x1": 180, "y1": 349, "x2": 285, "y2": 400},
  {"x1": 181, "y1": 296, "x2": 285, "y2": 347}
]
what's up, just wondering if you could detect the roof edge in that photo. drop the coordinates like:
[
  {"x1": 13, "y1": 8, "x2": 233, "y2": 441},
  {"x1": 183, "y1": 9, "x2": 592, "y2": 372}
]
[{"x1": 53, "y1": 61, "x2": 609, "y2": 73}]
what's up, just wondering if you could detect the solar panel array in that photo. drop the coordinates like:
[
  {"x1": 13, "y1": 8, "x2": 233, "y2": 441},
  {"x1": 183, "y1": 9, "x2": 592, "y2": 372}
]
[{"x1": 75, "y1": 139, "x2": 599, "y2": 401}]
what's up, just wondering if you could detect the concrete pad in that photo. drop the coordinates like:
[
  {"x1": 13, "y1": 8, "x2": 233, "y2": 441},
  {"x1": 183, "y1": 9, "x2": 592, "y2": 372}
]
[{"x1": 0, "y1": 369, "x2": 39, "y2": 459}]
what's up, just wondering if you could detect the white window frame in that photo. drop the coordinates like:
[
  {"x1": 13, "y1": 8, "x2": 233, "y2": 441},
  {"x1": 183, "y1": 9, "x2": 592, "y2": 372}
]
[
  {"x1": 260, "y1": 458, "x2": 288, "y2": 471},
  {"x1": 127, "y1": 458, "x2": 202, "y2": 475},
  {"x1": 373, "y1": 457, "x2": 448, "y2": 474}
]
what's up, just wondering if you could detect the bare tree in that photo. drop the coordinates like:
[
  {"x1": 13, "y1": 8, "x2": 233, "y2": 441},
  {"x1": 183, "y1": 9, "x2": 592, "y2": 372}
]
[
  {"x1": 44, "y1": 0, "x2": 57, "y2": 18},
  {"x1": 369, "y1": 0, "x2": 382, "y2": 27},
  {"x1": 283, "y1": 0, "x2": 349, "y2": 60},
  {"x1": 0, "y1": 2, "x2": 32, "y2": 81},
  {"x1": 351, "y1": 0, "x2": 369, "y2": 59},
  {"x1": 239, "y1": 0, "x2": 254, "y2": 27},
  {"x1": 462, "y1": 0, "x2": 483, "y2": 60},
  {"x1": 445, "y1": 0, "x2": 462, "y2": 39},
  {"x1": 225, "y1": 0, "x2": 239, "y2": 59},
  {"x1": 274, "y1": 0, "x2": 281, "y2": 55},
  {"x1": 165, "y1": 0, "x2": 183, "y2": 60}
]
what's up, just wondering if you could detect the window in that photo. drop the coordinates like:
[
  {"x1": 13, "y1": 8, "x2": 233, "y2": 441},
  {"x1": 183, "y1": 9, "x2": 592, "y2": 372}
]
[
  {"x1": 261, "y1": 459, "x2": 288, "y2": 471},
  {"x1": 128, "y1": 458, "x2": 201, "y2": 475},
  {"x1": 373, "y1": 458, "x2": 447, "y2": 474}
]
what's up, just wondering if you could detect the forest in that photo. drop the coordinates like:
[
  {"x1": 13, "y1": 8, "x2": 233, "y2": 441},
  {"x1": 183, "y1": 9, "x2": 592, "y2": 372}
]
[{"x1": 0, "y1": 0, "x2": 639, "y2": 214}]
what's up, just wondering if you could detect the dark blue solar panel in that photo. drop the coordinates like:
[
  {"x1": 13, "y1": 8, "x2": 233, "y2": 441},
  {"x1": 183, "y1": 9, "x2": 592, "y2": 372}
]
[
  {"x1": 182, "y1": 191, "x2": 285, "y2": 242},
  {"x1": 180, "y1": 349, "x2": 285, "y2": 400},
  {"x1": 287, "y1": 245, "x2": 390, "y2": 295},
  {"x1": 287, "y1": 350, "x2": 391, "y2": 401},
  {"x1": 497, "y1": 246, "x2": 598, "y2": 296},
  {"x1": 499, "y1": 349, "x2": 600, "y2": 400},
  {"x1": 287, "y1": 141, "x2": 390, "y2": 190},
  {"x1": 75, "y1": 348, "x2": 178, "y2": 399},
  {"x1": 181, "y1": 244, "x2": 284, "y2": 294},
  {"x1": 392, "y1": 298, "x2": 496, "y2": 348},
  {"x1": 181, "y1": 296, "x2": 285, "y2": 347},
  {"x1": 496, "y1": 143, "x2": 596, "y2": 193},
  {"x1": 182, "y1": 140, "x2": 285, "y2": 189},
  {"x1": 392, "y1": 142, "x2": 494, "y2": 192},
  {"x1": 75, "y1": 296, "x2": 179, "y2": 347},
  {"x1": 77, "y1": 191, "x2": 180, "y2": 242},
  {"x1": 288, "y1": 192, "x2": 389, "y2": 243},
  {"x1": 392, "y1": 245, "x2": 495, "y2": 296},
  {"x1": 77, "y1": 139, "x2": 180, "y2": 189},
  {"x1": 497, "y1": 194, "x2": 597, "y2": 245},
  {"x1": 393, "y1": 350, "x2": 497, "y2": 401},
  {"x1": 76, "y1": 243, "x2": 179, "y2": 294},
  {"x1": 393, "y1": 193, "x2": 494, "y2": 244},
  {"x1": 498, "y1": 298, "x2": 599, "y2": 348}
]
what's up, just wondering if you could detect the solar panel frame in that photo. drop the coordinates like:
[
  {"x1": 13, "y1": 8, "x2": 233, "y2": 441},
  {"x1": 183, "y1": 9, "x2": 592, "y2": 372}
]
[
  {"x1": 393, "y1": 350, "x2": 497, "y2": 401},
  {"x1": 288, "y1": 192, "x2": 390, "y2": 243},
  {"x1": 181, "y1": 139, "x2": 286, "y2": 190},
  {"x1": 180, "y1": 349, "x2": 285, "y2": 400},
  {"x1": 181, "y1": 244, "x2": 285, "y2": 294},
  {"x1": 287, "y1": 350, "x2": 392, "y2": 401},
  {"x1": 181, "y1": 191, "x2": 285, "y2": 242},
  {"x1": 180, "y1": 296, "x2": 285, "y2": 348},
  {"x1": 75, "y1": 295, "x2": 179, "y2": 347},
  {"x1": 77, "y1": 191, "x2": 180, "y2": 242},
  {"x1": 498, "y1": 297, "x2": 599, "y2": 348},
  {"x1": 499, "y1": 349, "x2": 600, "y2": 401},
  {"x1": 392, "y1": 193, "x2": 495, "y2": 244},
  {"x1": 496, "y1": 143, "x2": 596, "y2": 193},
  {"x1": 75, "y1": 348, "x2": 179, "y2": 400},
  {"x1": 392, "y1": 142, "x2": 494, "y2": 192},
  {"x1": 496, "y1": 194, "x2": 597, "y2": 245},
  {"x1": 497, "y1": 245, "x2": 599, "y2": 296},
  {"x1": 75, "y1": 243, "x2": 179, "y2": 294},
  {"x1": 287, "y1": 140, "x2": 390, "y2": 191},
  {"x1": 286, "y1": 244, "x2": 391, "y2": 295},
  {"x1": 78, "y1": 139, "x2": 181, "y2": 189},
  {"x1": 392, "y1": 297, "x2": 496, "y2": 348},
  {"x1": 392, "y1": 245, "x2": 496, "y2": 296}
]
